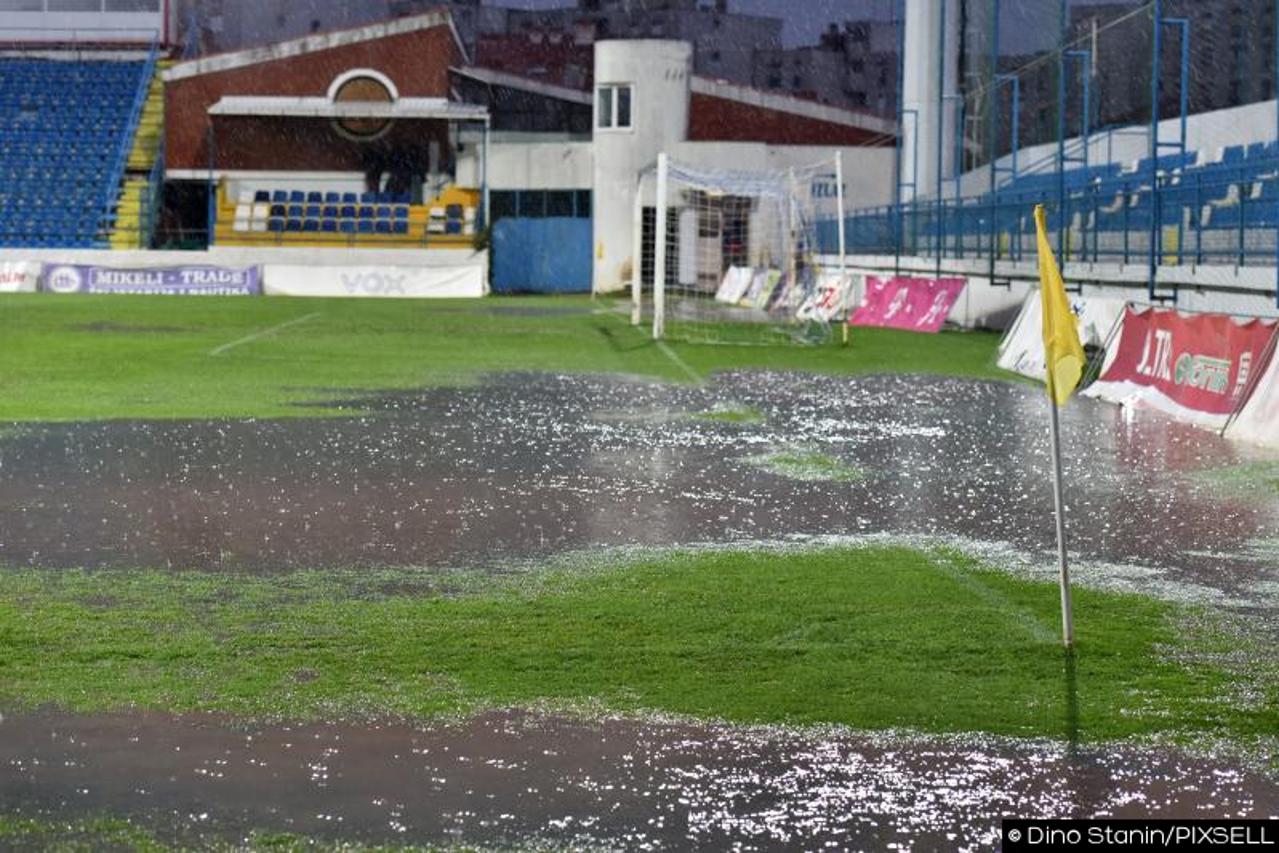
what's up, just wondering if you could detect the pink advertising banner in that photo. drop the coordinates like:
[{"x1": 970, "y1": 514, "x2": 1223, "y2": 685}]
[{"x1": 849, "y1": 276, "x2": 966, "y2": 333}]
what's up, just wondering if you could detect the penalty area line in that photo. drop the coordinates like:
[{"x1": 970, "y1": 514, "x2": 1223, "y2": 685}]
[{"x1": 209, "y1": 312, "x2": 322, "y2": 357}]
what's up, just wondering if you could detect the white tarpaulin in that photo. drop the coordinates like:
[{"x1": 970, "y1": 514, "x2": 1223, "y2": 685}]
[
  {"x1": 996, "y1": 290, "x2": 1126, "y2": 381},
  {"x1": 264, "y1": 261, "x2": 485, "y2": 298},
  {"x1": 0, "y1": 260, "x2": 40, "y2": 293},
  {"x1": 1224, "y1": 338, "x2": 1279, "y2": 448}
]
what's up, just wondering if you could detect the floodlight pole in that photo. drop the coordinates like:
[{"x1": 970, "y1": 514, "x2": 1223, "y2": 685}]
[
  {"x1": 653, "y1": 152, "x2": 668, "y2": 341},
  {"x1": 1047, "y1": 373, "x2": 1075, "y2": 648},
  {"x1": 836, "y1": 151, "x2": 849, "y2": 342}
]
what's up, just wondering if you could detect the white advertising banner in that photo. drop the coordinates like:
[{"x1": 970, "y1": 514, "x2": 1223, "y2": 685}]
[
  {"x1": 997, "y1": 290, "x2": 1127, "y2": 381},
  {"x1": 0, "y1": 260, "x2": 41, "y2": 293},
  {"x1": 1224, "y1": 338, "x2": 1279, "y2": 448},
  {"x1": 264, "y1": 262, "x2": 486, "y2": 299}
]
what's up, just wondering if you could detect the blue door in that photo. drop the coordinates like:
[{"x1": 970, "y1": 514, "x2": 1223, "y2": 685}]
[{"x1": 492, "y1": 217, "x2": 593, "y2": 293}]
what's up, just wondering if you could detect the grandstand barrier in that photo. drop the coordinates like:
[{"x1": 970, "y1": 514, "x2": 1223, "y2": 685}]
[
  {"x1": 0, "y1": 260, "x2": 40, "y2": 292},
  {"x1": 1224, "y1": 334, "x2": 1279, "y2": 450},
  {"x1": 1082, "y1": 305, "x2": 1278, "y2": 431},
  {"x1": 997, "y1": 291, "x2": 1127, "y2": 382},
  {"x1": 848, "y1": 275, "x2": 966, "y2": 333},
  {"x1": 42, "y1": 263, "x2": 259, "y2": 295}
]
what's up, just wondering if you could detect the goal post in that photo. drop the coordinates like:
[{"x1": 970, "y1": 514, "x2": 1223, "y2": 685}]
[{"x1": 635, "y1": 151, "x2": 850, "y2": 345}]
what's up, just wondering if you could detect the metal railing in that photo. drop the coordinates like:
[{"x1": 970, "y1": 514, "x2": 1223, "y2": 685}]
[
  {"x1": 95, "y1": 36, "x2": 158, "y2": 246},
  {"x1": 821, "y1": 156, "x2": 1279, "y2": 269}
]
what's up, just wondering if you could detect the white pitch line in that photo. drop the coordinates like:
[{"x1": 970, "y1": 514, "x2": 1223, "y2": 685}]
[
  {"x1": 209, "y1": 311, "x2": 322, "y2": 357},
  {"x1": 656, "y1": 339, "x2": 701, "y2": 384}
]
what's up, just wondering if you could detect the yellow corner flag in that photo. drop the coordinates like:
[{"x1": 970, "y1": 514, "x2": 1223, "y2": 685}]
[{"x1": 1034, "y1": 204, "x2": 1086, "y2": 406}]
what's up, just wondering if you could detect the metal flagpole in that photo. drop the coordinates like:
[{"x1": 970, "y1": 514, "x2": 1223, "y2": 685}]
[{"x1": 1047, "y1": 371, "x2": 1075, "y2": 648}]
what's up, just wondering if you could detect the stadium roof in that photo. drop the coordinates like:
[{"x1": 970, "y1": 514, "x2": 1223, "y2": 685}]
[
  {"x1": 207, "y1": 96, "x2": 488, "y2": 122},
  {"x1": 448, "y1": 66, "x2": 593, "y2": 106},
  {"x1": 164, "y1": 7, "x2": 468, "y2": 83},
  {"x1": 689, "y1": 76, "x2": 897, "y2": 138}
]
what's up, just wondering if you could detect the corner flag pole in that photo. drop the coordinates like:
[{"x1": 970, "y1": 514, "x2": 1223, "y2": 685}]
[
  {"x1": 1047, "y1": 371, "x2": 1074, "y2": 647},
  {"x1": 1033, "y1": 203, "x2": 1084, "y2": 649}
]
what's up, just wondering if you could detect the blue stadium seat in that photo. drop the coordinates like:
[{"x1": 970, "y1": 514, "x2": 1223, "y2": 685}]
[
  {"x1": 324, "y1": 191, "x2": 340, "y2": 203},
  {"x1": 0, "y1": 57, "x2": 147, "y2": 247},
  {"x1": 306, "y1": 191, "x2": 322, "y2": 204}
]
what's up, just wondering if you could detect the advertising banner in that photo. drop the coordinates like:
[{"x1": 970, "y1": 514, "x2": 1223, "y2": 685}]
[
  {"x1": 997, "y1": 291, "x2": 1127, "y2": 381},
  {"x1": 797, "y1": 271, "x2": 855, "y2": 323},
  {"x1": 1083, "y1": 306, "x2": 1277, "y2": 429},
  {"x1": 263, "y1": 263, "x2": 485, "y2": 298},
  {"x1": 43, "y1": 264, "x2": 260, "y2": 296},
  {"x1": 1224, "y1": 335, "x2": 1279, "y2": 448},
  {"x1": 849, "y1": 275, "x2": 966, "y2": 333},
  {"x1": 0, "y1": 260, "x2": 41, "y2": 293}
]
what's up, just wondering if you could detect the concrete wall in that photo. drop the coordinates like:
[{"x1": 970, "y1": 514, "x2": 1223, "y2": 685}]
[{"x1": 459, "y1": 141, "x2": 594, "y2": 190}]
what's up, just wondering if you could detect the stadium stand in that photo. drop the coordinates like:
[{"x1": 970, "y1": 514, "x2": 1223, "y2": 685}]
[
  {"x1": 0, "y1": 57, "x2": 153, "y2": 249},
  {"x1": 213, "y1": 184, "x2": 480, "y2": 248},
  {"x1": 827, "y1": 140, "x2": 1279, "y2": 266}
]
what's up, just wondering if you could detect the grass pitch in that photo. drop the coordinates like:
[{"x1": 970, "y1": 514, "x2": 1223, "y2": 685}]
[
  {"x1": 0, "y1": 294, "x2": 1005, "y2": 420},
  {"x1": 1, "y1": 546, "x2": 1272, "y2": 744}
]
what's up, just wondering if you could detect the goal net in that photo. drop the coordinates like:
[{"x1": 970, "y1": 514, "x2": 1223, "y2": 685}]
[{"x1": 632, "y1": 153, "x2": 849, "y2": 345}]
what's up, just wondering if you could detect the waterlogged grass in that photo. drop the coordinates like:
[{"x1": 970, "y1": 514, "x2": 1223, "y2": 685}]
[
  {"x1": 0, "y1": 294, "x2": 1004, "y2": 420},
  {"x1": 0, "y1": 816, "x2": 460, "y2": 852},
  {"x1": 1190, "y1": 461, "x2": 1279, "y2": 502},
  {"x1": 747, "y1": 447, "x2": 866, "y2": 482},
  {"x1": 0, "y1": 547, "x2": 1274, "y2": 743},
  {"x1": 693, "y1": 402, "x2": 764, "y2": 424}
]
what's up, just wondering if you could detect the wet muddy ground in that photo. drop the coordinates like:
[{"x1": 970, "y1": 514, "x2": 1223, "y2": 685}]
[
  {"x1": 0, "y1": 372, "x2": 1275, "y2": 605},
  {"x1": 3, "y1": 709, "x2": 1277, "y2": 852},
  {"x1": 2, "y1": 371, "x2": 1278, "y2": 847}
]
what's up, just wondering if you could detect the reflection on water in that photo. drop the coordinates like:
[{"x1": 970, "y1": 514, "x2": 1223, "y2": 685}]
[
  {"x1": 1, "y1": 709, "x2": 1275, "y2": 851},
  {"x1": 0, "y1": 373, "x2": 1274, "y2": 596}
]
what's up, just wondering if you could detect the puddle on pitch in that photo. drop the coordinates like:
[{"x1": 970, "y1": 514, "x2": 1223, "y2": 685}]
[
  {"x1": 0, "y1": 372, "x2": 1275, "y2": 605},
  {"x1": 1, "y1": 708, "x2": 1275, "y2": 851}
]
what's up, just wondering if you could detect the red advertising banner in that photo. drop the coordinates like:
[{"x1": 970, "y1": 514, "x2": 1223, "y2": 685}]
[
  {"x1": 1084, "y1": 305, "x2": 1278, "y2": 429},
  {"x1": 849, "y1": 276, "x2": 966, "y2": 333}
]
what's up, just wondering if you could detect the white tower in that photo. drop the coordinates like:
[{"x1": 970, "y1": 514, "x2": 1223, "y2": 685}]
[{"x1": 591, "y1": 40, "x2": 693, "y2": 293}]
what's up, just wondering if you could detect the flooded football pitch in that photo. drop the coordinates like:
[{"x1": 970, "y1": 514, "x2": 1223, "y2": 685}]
[{"x1": 1, "y1": 372, "x2": 1277, "y2": 848}]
